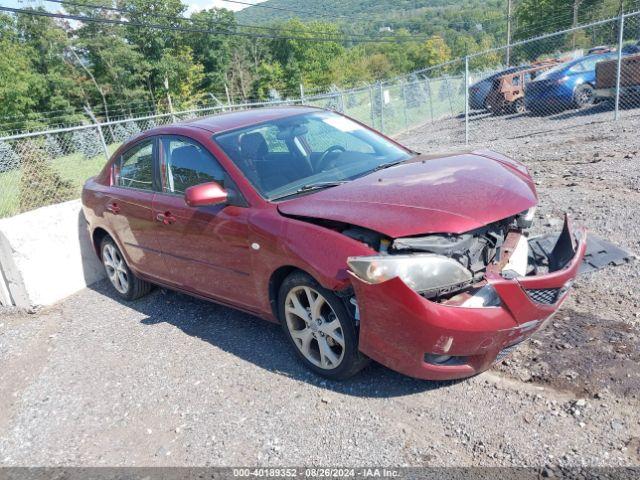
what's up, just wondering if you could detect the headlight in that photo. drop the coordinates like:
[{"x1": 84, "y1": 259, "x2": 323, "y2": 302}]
[
  {"x1": 347, "y1": 254, "x2": 472, "y2": 294},
  {"x1": 517, "y1": 206, "x2": 537, "y2": 228}
]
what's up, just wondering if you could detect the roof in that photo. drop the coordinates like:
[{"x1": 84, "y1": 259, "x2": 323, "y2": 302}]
[{"x1": 182, "y1": 105, "x2": 323, "y2": 134}]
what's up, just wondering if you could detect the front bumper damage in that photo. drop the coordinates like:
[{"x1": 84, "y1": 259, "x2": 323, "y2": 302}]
[{"x1": 349, "y1": 215, "x2": 587, "y2": 381}]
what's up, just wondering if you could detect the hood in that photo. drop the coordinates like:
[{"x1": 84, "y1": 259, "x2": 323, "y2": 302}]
[{"x1": 277, "y1": 150, "x2": 537, "y2": 238}]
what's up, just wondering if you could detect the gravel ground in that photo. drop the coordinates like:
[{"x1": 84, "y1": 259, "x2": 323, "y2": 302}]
[{"x1": 1, "y1": 109, "x2": 639, "y2": 468}]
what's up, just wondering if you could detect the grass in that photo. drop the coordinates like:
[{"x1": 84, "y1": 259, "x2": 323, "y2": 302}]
[{"x1": 0, "y1": 143, "x2": 120, "y2": 218}]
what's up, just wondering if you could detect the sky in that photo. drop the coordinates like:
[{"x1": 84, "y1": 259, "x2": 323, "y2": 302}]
[{"x1": 4, "y1": 0, "x2": 269, "y2": 15}]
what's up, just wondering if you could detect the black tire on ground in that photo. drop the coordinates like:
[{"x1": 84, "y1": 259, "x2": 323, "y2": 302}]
[
  {"x1": 512, "y1": 97, "x2": 526, "y2": 114},
  {"x1": 574, "y1": 84, "x2": 595, "y2": 109},
  {"x1": 100, "y1": 236, "x2": 153, "y2": 301},
  {"x1": 278, "y1": 271, "x2": 369, "y2": 380}
]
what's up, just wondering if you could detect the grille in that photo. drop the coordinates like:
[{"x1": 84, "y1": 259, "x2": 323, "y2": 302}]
[
  {"x1": 495, "y1": 342, "x2": 522, "y2": 363},
  {"x1": 526, "y1": 288, "x2": 560, "y2": 305}
]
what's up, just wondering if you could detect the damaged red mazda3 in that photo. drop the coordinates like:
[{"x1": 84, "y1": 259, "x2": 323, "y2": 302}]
[{"x1": 82, "y1": 107, "x2": 586, "y2": 380}]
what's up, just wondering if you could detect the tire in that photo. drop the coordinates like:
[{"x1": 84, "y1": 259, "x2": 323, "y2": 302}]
[
  {"x1": 574, "y1": 84, "x2": 595, "y2": 109},
  {"x1": 278, "y1": 271, "x2": 369, "y2": 380},
  {"x1": 511, "y1": 97, "x2": 526, "y2": 114},
  {"x1": 100, "y1": 236, "x2": 152, "y2": 301}
]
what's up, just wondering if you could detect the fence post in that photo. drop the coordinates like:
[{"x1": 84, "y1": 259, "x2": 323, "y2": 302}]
[
  {"x1": 379, "y1": 83, "x2": 385, "y2": 133},
  {"x1": 401, "y1": 81, "x2": 409, "y2": 131},
  {"x1": 465, "y1": 56, "x2": 470, "y2": 145},
  {"x1": 83, "y1": 105, "x2": 110, "y2": 161},
  {"x1": 340, "y1": 89, "x2": 346, "y2": 113},
  {"x1": 369, "y1": 85, "x2": 375, "y2": 128},
  {"x1": 614, "y1": 13, "x2": 625, "y2": 121},
  {"x1": 444, "y1": 75, "x2": 454, "y2": 116},
  {"x1": 426, "y1": 77, "x2": 434, "y2": 123},
  {"x1": 300, "y1": 84, "x2": 305, "y2": 105},
  {"x1": 224, "y1": 84, "x2": 233, "y2": 110}
]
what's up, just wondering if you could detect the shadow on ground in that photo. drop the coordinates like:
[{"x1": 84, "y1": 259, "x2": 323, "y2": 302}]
[{"x1": 89, "y1": 280, "x2": 460, "y2": 399}]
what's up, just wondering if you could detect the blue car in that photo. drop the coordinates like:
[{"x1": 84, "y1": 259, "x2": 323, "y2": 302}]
[
  {"x1": 525, "y1": 53, "x2": 617, "y2": 114},
  {"x1": 469, "y1": 66, "x2": 529, "y2": 110}
]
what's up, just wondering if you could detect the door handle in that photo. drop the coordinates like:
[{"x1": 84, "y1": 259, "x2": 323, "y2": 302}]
[
  {"x1": 156, "y1": 211, "x2": 176, "y2": 225},
  {"x1": 106, "y1": 202, "x2": 121, "y2": 214}
]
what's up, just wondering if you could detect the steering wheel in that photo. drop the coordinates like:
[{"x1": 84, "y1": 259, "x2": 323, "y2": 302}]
[{"x1": 316, "y1": 145, "x2": 346, "y2": 172}]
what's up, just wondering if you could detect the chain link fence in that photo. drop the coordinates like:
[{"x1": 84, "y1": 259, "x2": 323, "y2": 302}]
[
  {"x1": 466, "y1": 11, "x2": 640, "y2": 146},
  {"x1": 1, "y1": 10, "x2": 640, "y2": 219}
]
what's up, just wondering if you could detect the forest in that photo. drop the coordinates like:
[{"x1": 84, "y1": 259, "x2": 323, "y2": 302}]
[{"x1": 0, "y1": 0, "x2": 638, "y2": 132}]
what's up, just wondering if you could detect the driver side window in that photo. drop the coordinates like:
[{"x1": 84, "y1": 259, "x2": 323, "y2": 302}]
[{"x1": 160, "y1": 136, "x2": 225, "y2": 195}]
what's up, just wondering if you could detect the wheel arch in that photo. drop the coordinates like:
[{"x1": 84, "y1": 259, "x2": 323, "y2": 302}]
[
  {"x1": 268, "y1": 265, "x2": 309, "y2": 320},
  {"x1": 92, "y1": 226, "x2": 111, "y2": 259}
]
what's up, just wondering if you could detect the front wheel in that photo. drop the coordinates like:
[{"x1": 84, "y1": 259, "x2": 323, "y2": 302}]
[
  {"x1": 574, "y1": 84, "x2": 595, "y2": 108},
  {"x1": 278, "y1": 272, "x2": 369, "y2": 380},
  {"x1": 100, "y1": 236, "x2": 152, "y2": 301}
]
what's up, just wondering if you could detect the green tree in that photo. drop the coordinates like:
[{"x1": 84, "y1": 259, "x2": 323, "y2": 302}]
[
  {"x1": 407, "y1": 35, "x2": 452, "y2": 71},
  {"x1": 0, "y1": 33, "x2": 44, "y2": 122},
  {"x1": 15, "y1": 9, "x2": 84, "y2": 121},
  {"x1": 157, "y1": 47, "x2": 205, "y2": 107},
  {"x1": 185, "y1": 8, "x2": 235, "y2": 94},
  {"x1": 269, "y1": 19, "x2": 345, "y2": 93}
]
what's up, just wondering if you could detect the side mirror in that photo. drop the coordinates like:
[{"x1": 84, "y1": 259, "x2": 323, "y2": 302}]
[{"x1": 184, "y1": 181, "x2": 228, "y2": 207}]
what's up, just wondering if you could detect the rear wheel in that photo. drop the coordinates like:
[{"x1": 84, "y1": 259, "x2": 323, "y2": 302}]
[
  {"x1": 100, "y1": 236, "x2": 152, "y2": 301},
  {"x1": 278, "y1": 271, "x2": 369, "y2": 380},
  {"x1": 574, "y1": 84, "x2": 595, "y2": 108}
]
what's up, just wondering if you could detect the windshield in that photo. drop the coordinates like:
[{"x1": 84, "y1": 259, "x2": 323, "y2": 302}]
[
  {"x1": 214, "y1": 111, "x2": 413, "y2": 200},
  {"x1": 535, "y1": 62, "x2": 568, "y2": 80}
]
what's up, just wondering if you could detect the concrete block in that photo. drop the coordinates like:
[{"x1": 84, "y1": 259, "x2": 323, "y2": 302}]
[{"x1": 0, "y1": 199, "x2": 105, "y2": 308}]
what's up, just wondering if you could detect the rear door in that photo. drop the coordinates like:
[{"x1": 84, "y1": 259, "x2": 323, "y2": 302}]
[
  {"x1": 151, "y1": 135, "x2": 256, "y2": 309},
  {"x1": 106, "y1": 138, "x2": 166, "y2": 280}
]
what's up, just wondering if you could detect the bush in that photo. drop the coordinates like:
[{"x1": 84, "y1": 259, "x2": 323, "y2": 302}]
[
  {"x1": 113, "y1": 123, "x2": 129, "y2": 143},
  {"x1": 72, "y1": 129, "x2": 103, "y2": 160},
  {"x1": 0, "y1": 140, "x2": 20, "y2": 173},
  {"x1": 18, "y1": 140, "x2": 76, "y2": 213},
  {"x1": 44, "y1": 134, "x2": 63, "y2": 158}
]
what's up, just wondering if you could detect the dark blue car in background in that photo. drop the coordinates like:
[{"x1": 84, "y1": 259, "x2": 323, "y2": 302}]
[{"x1": 525, "y1": 52, "x2": 617, "y2": 114}]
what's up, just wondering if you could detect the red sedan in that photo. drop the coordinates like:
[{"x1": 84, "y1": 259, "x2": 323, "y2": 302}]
[{"x1": 82, "y1": 106, "x2": 586, "y2": 380}]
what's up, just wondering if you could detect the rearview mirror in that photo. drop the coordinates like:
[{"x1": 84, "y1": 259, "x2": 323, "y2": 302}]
[{"x1": 184, "y1": 181, "x2": 228, "y2": 207}]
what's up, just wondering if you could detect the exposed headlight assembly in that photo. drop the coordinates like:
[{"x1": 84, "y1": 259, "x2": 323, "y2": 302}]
[
  {"x1": 347, "y1": 254, "x2": 473, "y2": 295},
  {"x1": 517, "y1": 206, "x2": 537, "y2": 228}
]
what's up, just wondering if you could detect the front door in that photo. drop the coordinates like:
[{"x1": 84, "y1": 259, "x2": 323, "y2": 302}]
[
  {"x1": 151, "y1": 135, "x2": 256, "y2": 309},
  {"x1": 107, "y1": 138, "x2": 166, "y2": 281}
]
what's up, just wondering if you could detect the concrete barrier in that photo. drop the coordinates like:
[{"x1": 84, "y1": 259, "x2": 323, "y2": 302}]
[{"x1": 0, "y1": 199, "x2": 105, "y2": 308}]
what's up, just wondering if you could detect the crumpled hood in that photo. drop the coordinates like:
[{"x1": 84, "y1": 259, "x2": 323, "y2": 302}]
[{"x1": 277, "y1": 150, "x2": 537, "y2": 238}]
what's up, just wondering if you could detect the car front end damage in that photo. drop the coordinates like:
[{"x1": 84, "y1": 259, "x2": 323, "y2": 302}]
[{"x1": 347, "y1": 213, "x2": 586, "y2": 381}]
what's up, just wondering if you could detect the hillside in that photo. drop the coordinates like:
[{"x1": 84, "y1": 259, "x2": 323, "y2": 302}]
[{"x1": 236, "y1": 0, "x2": 506, "y2": 34}]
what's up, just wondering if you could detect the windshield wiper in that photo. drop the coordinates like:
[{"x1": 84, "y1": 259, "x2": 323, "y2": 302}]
[
  {"x1": 270, "y1": 181, "x2": 348, "y2": 201},
  {"x1": 370, "y1": 159, "x2": 408, "y2": 173},
  {"x1": 297, "y1": 181, "x2": 348, "y2": 192}
]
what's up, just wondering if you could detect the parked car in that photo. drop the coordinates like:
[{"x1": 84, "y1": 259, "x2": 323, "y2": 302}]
[
  {"x1": 622, "y1": 41, "x2": 640, "y2": 55},
  {"x1": 468, "y1": 65, "x2": 529, "y2": 110},
  {"x1": 525, "y1": 52, "x2": 617, "y2": 114},
  {"x1": 82, "y1": 107, "x2": 586, "y2": 381},
  {"x1": 587, "y1": 45, "x2": 614, "y2": 55},
  {"x1": 485, "y1": 61, "x2": 561, "y2": 114}
]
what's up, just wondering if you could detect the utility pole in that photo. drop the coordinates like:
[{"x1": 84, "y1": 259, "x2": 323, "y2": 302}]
[{"x1": 506, "y1": 0, "x2": 512, "y2": 66}]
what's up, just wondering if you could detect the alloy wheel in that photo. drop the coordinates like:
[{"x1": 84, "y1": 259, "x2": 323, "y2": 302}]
[
  {"x1": 284, "y1": 286, "x2": 345, "y2": 370},
  {"x1": 102, "y1": 243, "x2": 129, "y2": 294},
  {"x1": 576, "y1": 86, "x2": 594, "y2": 107}
]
